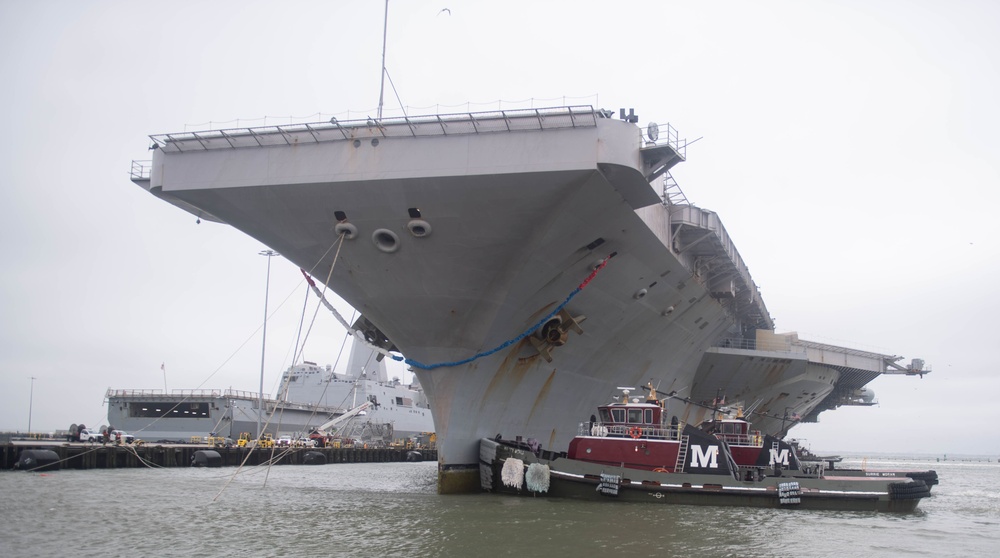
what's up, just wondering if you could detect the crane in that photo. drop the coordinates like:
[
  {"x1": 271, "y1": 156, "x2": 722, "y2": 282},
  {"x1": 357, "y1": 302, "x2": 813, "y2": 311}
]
[{"x1": 308, "y1": 401, "x2": 373, "y2": 447}]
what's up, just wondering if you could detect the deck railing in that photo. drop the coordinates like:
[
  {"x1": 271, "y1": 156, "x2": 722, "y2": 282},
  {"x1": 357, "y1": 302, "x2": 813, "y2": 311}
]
[
  {"x1": 105, "y1": 388, "x2": 272, "y2": 401},
  {"x1": 130, "y1": 159, "x2": 151, "y2": 180},
  {"x1": 578, "y1": 422, "x2": 685, "y2": 441},
  {"x1": 143, "y1": 105, "x2": 689, "y2": 165},
  {"x1": 714, "y1": 337, "x2": 808, "y2": 354},
  {"x1": 712, "y1": 431, "x2": 763, "y2": 447},
  {"x1": 149, "y1": 106, "x2": 600, "y2": 153}
]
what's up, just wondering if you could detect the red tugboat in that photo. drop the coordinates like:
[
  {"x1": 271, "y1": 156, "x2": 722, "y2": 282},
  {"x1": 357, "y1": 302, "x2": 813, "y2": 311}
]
[
  {"x1": 696, "y1": 406, "x2": 806, "y2": 480},
  {"x1": 565, "y1": 387, "x2": 687, "y2": 472},
  {"x1": 569, "y1": 386, "x2": 936, "y2": 488},
  {"x1": 696, "y1": 405, "x2": 937, "y2": 489},
  {"x1": 481, "y1": 387, "x2": 933, "y2": 511},
  {"x1": 565, "y1": 387, "x2": 800, "y2": 477}
]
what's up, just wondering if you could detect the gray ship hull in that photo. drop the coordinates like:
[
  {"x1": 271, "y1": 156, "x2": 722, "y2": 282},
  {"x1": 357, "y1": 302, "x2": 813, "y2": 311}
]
[
  {"x1": 132, "y1": 107, "x2": 914, "y2": 491},
  {"x1": 105, "y1": 390, "x2": 337, "y2": 442},
  {"x1": 107, "y1": 345, "x2": 434, "y2": 443},
  {"x1": 480, "y1": 438, "x2": 927, "y2": 512}
]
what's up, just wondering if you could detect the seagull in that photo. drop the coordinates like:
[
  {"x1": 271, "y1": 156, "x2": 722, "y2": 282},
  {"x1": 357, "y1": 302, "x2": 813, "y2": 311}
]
[{"x1": 438, "y1": 8, "x2": 451, "y2": 16}]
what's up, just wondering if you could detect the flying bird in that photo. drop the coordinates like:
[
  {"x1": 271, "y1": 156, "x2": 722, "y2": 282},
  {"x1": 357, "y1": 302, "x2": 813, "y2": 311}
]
[{"x1": 438, "y1": 8, "x2": 451, "y2": 16}]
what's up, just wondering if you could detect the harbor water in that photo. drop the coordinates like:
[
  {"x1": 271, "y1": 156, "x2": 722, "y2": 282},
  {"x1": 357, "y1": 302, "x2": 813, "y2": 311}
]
[{"x1": 1, "y1": 456, "x2": 997, "y2": 557}]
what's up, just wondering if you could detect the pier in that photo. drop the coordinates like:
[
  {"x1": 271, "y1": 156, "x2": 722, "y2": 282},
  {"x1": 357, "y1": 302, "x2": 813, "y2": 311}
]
[{"x1": 2, "y1": 441, "x2": 437, "y2": 471}]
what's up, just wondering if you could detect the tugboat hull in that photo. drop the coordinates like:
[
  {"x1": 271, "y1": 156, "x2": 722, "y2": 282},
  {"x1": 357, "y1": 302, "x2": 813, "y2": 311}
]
[{"x1": 481, "y1": 438, "x2": 928, "y2": 512}]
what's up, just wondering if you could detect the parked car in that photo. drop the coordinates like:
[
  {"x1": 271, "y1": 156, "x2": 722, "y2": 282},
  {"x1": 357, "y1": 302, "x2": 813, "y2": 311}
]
[{"x1": 276, "y1": 435, "x2": 293, "y2": 447}]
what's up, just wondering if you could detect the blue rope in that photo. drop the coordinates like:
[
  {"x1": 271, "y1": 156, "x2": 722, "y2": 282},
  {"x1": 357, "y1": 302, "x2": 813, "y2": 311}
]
[{"x1": 392, "y1": 256, "x2": 611, "y2": 371}]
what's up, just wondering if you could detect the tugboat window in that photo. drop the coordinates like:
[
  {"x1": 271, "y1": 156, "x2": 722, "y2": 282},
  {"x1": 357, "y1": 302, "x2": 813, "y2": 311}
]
[{"x1": 628, "y1": 409, "x2": 643, "y2": 423}]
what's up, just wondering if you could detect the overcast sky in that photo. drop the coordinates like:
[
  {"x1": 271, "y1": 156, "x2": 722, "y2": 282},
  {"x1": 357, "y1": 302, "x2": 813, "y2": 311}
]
[{"x1": 1, "y1": 0, "x2": 997, "y2": 456}]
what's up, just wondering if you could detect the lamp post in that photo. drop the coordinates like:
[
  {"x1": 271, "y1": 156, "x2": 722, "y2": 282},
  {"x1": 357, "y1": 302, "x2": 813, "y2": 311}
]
[
  {"x1": 28, "y1": 376, "x2": 36, "y2": 435},
  {"x1": 258, "y1": 249, "x2": 279, "y2": 439}
]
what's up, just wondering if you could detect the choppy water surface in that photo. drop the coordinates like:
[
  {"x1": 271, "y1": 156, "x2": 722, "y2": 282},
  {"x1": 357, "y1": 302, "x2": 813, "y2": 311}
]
[{"x1": 1, "y1": 457, "x2": 996, "y2": 557}]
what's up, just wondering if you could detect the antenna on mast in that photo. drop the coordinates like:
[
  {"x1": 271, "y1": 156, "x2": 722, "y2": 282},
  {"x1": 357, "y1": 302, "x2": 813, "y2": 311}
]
[{"x1": 377, "y1": 0, "x2": 389, "y2": 120}]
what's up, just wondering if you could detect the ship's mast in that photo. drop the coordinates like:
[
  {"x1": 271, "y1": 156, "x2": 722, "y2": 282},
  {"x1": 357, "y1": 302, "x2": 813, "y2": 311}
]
[{"x1": 377, "y1": 0, "x2": 389, "y2": 120}]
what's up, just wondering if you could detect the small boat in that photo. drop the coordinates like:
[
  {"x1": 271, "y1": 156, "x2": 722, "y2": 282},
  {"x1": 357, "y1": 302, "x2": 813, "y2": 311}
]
[{"x1": 480, "y1": 388, "x2": 931, "y2": 512}]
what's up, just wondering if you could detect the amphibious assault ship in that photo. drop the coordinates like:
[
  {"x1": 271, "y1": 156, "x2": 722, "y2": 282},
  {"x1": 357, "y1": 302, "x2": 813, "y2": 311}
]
[
  {"x1": 106, "y1": 341, "x2": 433, "y2": 443},
  {"x1": 130, "y1": 105, "x2": 925, "y2": 492}
]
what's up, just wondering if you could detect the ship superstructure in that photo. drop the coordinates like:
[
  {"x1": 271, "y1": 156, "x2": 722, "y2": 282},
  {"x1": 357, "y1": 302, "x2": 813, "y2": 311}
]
[
  {"x1": 106, "y1": 341, "x2": 433, "y2": 442},
  {"x1": 280, "y1": 340, "x2": 432, "y2": 437},
  {"x1": 131, "y1": 106, "x2": 923, "y2": 492}
]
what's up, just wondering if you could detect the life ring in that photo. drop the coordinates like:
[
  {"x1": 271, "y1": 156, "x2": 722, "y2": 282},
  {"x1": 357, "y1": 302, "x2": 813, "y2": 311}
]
[{"x1": 628, "y1": 426, "x2": 642, "y2": 439}]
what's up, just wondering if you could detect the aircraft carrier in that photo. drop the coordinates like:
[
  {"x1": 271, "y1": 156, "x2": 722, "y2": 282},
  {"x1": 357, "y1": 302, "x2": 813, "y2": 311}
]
[{"x1": 130, "y1": 105, "x2": 925, "y2": 492}]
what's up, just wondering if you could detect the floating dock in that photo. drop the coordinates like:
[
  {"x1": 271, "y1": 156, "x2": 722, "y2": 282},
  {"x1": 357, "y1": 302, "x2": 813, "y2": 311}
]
[{"x1": 2, "y1": 442, "x2": 436, "y2": 471}]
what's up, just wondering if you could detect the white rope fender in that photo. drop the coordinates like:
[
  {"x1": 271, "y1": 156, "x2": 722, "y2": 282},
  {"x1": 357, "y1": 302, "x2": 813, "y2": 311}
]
[
  {"x1": 501, "y1": 458, "x2": 525, "y2": 490},
  {"x1": 526, "y1": 462, "x2": 550, "y2": 493}
]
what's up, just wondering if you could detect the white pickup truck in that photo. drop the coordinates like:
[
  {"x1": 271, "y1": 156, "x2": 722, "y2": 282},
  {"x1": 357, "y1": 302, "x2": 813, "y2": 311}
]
[
  {"x1": 110, "y1": 430, "x2": 135, "y2": 444},
  {"x1": 78, "y1": 428, "x2": 102, "y2": 442}
]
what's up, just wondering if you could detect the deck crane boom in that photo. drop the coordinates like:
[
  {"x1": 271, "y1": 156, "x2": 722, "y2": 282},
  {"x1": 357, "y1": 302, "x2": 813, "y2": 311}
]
[{"x1": 308, "y1": 401, "x2": 373, "y2": 447}]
